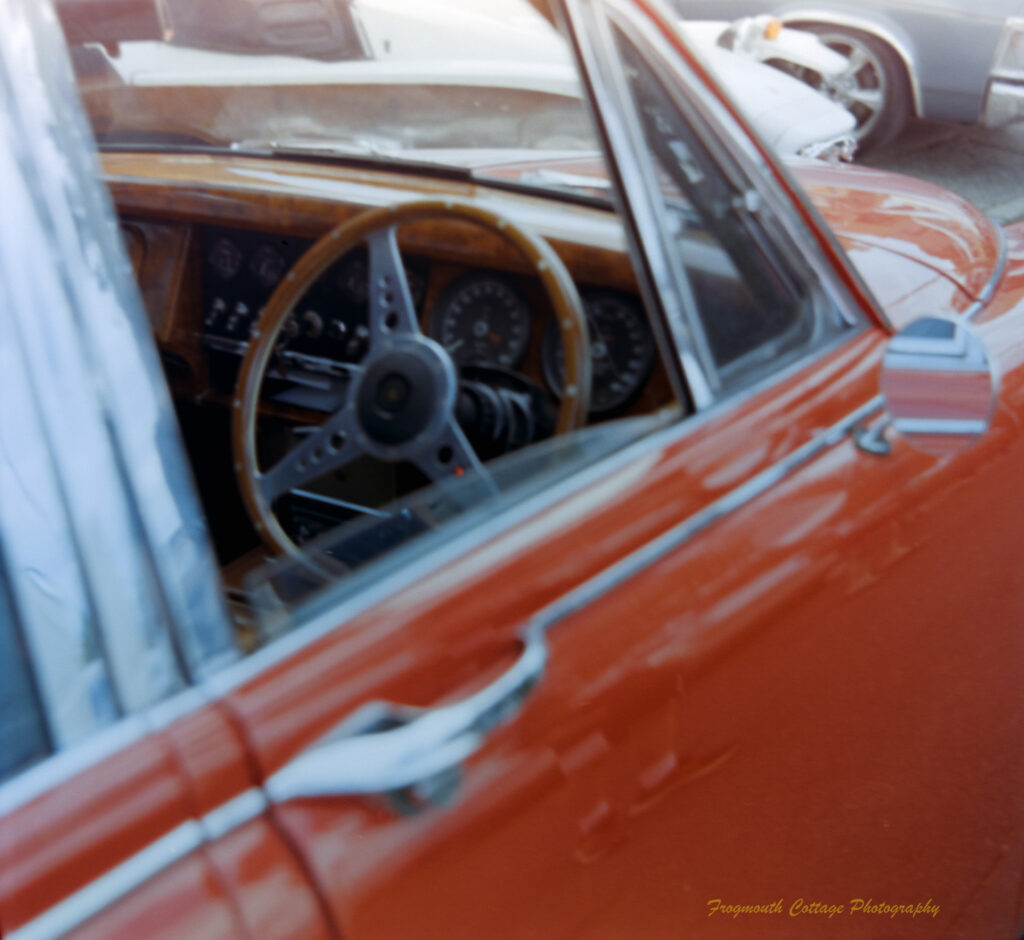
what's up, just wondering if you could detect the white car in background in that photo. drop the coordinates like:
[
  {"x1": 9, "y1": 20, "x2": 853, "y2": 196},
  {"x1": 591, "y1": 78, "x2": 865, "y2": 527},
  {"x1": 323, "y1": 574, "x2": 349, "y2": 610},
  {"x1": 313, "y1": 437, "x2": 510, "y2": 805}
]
[{"x1": 69, "y1": 0, "x2": 856, "y2": 158}]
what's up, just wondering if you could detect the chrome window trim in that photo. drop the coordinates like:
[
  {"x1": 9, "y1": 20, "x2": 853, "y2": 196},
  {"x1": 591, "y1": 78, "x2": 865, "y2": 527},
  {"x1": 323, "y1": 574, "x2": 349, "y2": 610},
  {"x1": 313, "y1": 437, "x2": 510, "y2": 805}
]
[
  {"x1": 620, "y1": 0, "x2": 881, "y2": 334},
  {"x1": 0, "y1": 0, "x2": 880, "y2": 807},
  {"x1": 6, "y1": 788, "x2": 267, "y2": 940},
  {"x1": 5, "y1": 390, "x2": 882, "y2": 940},
  {"x1": 572, "y1": 0, "x2": 872, "y2": 399},
  {"x1": 777, "y1": 9, "x2": 924, "y2": 116},
  {"x1": 965, "y1": 222, "x2": 1008, "y2": 321},
  {"x1": 560, "y1": 0, "x2": 717, "y2": 409}
]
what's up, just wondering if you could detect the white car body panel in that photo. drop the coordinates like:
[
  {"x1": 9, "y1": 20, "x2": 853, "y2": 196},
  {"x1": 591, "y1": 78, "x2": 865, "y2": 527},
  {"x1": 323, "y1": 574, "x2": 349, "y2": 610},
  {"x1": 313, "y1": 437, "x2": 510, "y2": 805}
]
[{"x1": 97, "y1": 4, "x2": 856, "y2": 157}]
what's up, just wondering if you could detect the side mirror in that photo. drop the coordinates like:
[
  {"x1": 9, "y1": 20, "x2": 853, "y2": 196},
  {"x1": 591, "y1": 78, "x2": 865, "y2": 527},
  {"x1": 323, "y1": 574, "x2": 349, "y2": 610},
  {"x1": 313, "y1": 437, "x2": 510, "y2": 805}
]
[{"x1": 880, "y1": 316, "x2": 996, "y2": 457}]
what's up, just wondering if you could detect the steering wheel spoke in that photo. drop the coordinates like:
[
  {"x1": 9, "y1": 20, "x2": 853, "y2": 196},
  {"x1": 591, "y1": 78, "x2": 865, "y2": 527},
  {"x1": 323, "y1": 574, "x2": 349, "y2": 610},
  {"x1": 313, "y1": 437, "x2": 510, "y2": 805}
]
[
  {"x1": 259, "y1": 409, "x2": 359, "y2": 504},
  {"x1": 366, "y1": 224, "x2": 421, "y2": 346},
  {"x1": 412, "y1": 417, "x2": 499, "y2": 507}
]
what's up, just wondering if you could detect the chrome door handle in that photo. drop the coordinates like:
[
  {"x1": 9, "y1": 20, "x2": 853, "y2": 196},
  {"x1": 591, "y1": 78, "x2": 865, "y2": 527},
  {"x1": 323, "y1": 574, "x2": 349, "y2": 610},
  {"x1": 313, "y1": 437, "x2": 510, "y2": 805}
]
[{"x1": 265, "y1": 628, "x2": 547, "y2": 813}]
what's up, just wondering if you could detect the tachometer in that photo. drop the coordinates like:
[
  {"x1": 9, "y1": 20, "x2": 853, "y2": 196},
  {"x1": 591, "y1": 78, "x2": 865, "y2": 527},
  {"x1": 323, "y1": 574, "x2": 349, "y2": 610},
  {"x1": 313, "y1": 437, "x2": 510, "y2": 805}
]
[
  {"x1": 428, "y1": 273, "x2": 531, "y2": 368},
  {"x1": 542, "y1": 290, "x2": 655, "y2": 415}
]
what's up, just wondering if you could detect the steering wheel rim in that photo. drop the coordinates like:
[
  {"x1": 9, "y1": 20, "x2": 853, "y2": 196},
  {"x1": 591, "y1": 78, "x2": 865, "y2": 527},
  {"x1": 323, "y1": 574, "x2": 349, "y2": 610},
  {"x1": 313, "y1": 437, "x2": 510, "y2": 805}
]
[{"x1": 231, "y1": 199, "x2": 591, "y2": 560}]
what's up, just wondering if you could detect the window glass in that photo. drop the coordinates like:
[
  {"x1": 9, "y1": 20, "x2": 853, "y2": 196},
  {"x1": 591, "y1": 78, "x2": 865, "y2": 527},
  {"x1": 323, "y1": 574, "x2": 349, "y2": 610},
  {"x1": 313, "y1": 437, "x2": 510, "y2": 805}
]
[
  {"x1": 0, "y1": 576, "x2": 51, "y2": 782},
  {"x1": 613, "y1": 25, "x2": 828, "y2": 383}
]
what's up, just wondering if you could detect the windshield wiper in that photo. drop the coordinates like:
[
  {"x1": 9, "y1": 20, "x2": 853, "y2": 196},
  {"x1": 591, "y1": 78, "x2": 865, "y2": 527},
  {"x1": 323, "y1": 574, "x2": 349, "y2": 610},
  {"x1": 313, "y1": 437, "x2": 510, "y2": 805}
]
[
  {"x1": 232, "y1": 137, "x2": 479, "y2": 177},
  {"x1": 96, "y1": 137, "x2": 615, "y2": 210},
  {"x1": 96, "y1": 137, "x2": 477, "y2": 181}
]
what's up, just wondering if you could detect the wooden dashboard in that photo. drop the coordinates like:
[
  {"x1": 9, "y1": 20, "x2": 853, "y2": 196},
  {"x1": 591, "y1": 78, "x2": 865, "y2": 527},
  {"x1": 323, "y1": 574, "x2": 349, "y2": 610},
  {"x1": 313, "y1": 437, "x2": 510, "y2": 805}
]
[{"x1": 106, "y1": 151, "x2": 673, "y2": 420}]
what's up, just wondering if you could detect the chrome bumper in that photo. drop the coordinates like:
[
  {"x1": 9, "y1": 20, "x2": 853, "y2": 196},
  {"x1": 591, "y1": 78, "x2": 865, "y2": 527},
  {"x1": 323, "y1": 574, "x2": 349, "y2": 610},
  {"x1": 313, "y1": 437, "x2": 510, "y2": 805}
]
[{"x1": 984, "y1": 79, "x2": 1024, "y2": 128}]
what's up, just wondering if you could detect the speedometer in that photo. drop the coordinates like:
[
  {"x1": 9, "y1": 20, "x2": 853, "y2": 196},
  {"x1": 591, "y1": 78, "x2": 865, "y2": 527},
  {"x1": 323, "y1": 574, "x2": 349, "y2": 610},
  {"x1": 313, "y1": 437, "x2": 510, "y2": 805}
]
[
  {"x1": 542, "y1": 290, "x2": 655, "y2": 415},
  {"x1": 428, "y1": 273, "x2": 531, "y2": 368}
]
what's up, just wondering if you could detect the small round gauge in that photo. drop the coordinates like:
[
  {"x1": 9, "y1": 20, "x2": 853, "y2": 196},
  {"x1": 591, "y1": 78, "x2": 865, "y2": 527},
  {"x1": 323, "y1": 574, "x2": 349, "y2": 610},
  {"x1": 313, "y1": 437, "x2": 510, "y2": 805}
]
[
  {"x1": 543, "y1": 290, "x2": 656, "y2": 415},
  {"x1": 207, "y1": 237, "x2": 243, "y2": 281},
  {"x1": 336, "y1": 251, "x2": 426, "y2": 309},
  {"x1": 250, "y1": 244, "x2": 287, "y2": 289},
  {"x1": 429, "y1": 274, "x2": 531, "y2": 368}
]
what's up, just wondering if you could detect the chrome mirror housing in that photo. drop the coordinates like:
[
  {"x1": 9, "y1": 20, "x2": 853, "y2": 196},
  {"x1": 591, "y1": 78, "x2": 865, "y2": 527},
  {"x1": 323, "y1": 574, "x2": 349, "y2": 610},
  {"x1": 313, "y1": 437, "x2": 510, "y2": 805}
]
[{"x1": 880, "y1": 316, "x2": 997, "y2": 457}]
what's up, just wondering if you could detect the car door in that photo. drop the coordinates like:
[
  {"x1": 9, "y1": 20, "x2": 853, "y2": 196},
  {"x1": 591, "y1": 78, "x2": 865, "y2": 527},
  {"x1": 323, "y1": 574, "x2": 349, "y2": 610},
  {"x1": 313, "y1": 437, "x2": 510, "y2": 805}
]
[{"x1": 201, "y1": 2, "x2": 1024, "y2": 939}]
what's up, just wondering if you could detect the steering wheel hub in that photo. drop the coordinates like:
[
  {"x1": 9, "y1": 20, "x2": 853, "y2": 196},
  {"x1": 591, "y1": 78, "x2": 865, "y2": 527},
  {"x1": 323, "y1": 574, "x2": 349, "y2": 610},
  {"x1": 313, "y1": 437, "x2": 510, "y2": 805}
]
[{"x1": 355, "y1": 337, "x2": 455, "y2": 448}]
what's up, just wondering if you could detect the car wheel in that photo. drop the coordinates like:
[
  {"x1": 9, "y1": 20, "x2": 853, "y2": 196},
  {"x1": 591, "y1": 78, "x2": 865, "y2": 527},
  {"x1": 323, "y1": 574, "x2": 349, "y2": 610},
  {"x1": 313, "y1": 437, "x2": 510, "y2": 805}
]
[{"x1": 797, "y1": 25, "x2": 912, "y2": 153}]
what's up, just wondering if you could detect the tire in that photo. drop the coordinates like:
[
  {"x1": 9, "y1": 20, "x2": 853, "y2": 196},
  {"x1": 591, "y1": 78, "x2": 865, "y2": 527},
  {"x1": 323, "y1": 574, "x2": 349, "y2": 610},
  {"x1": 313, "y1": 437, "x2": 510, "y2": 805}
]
[{"x1": 795, "y1": 24, "x2": 912, "y2": 154}]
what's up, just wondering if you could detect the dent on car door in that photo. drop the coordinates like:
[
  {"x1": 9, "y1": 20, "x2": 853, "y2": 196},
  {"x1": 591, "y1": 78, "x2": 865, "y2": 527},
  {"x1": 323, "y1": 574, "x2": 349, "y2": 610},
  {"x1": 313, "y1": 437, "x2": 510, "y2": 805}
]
[{"x1": 212, "y1": 3, "x2": 1024, "y2": 939}]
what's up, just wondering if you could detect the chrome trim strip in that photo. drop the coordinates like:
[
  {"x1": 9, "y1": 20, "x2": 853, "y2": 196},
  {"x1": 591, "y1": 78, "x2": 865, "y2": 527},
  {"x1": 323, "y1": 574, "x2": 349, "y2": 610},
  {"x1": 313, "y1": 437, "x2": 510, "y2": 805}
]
[
  {"x1": 142, "y1": 687, "x2": 210, "y2": 732},
  {"x1": 200, "y1": 787, "x2": 268, "y2": 841},
  {"x1": 853, "y1": 416, "x2": 892, "y2": 457},
  {"x1": 7, "y1": 789, "x2": 267, "y2": 940},
  {"x1": 777, "y1": 9, "x2": 924, "y2": 116},
  {"x1": 965, "y1": 223, "x2": 1008, "y2": 321},
  {"x1": 7, "y1": 822, "x2": 204, "y2": 940},
  {"x1": 990, "y1": 18, "x2": 1024, "y2": 82},
  {"x1": 893, "y1": 418, "x2": 988, "y2": 436},
  {"x1": 527, "y1": 395, "x2": 884, "y2": 633}
]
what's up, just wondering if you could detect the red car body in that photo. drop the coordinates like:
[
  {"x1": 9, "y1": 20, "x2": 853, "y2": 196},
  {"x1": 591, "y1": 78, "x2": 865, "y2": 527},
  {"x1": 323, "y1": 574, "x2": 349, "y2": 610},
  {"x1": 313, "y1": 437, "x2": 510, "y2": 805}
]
[{"x1": 3, "y1": 0, "x2": 1024, "y2": 938}]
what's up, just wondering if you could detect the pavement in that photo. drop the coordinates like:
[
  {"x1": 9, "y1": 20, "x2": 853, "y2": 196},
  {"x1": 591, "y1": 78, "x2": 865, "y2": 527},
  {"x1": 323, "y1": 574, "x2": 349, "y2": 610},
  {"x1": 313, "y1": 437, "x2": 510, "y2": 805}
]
[{"x1": 864, "y1": 118, "x2": 1024, "y2": 225}]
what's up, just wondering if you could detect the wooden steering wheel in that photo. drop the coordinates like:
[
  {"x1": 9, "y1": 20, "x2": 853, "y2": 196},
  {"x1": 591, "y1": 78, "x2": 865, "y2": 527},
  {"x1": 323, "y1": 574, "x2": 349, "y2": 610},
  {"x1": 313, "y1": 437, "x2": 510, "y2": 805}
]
[{"x1": 231, "y1": 199, "x2": 592, "y2": 560}]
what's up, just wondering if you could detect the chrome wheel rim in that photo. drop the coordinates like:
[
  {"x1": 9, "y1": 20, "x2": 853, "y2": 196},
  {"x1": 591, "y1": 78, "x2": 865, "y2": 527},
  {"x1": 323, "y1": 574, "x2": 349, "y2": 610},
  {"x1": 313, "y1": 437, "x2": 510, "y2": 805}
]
[{"x1": 816, "y1": 33, "x2": 888, "y2": 143}]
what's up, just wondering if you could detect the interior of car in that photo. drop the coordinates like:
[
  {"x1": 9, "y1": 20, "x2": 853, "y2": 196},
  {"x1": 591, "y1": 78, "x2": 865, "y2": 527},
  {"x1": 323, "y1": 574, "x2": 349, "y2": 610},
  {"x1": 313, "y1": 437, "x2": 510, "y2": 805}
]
[
  {"x1": 64, "y1": 0, "x2": 836, "y2": 638},
  {"x1": 116, "y1": 159, "x2": 678, "y2": 620}
]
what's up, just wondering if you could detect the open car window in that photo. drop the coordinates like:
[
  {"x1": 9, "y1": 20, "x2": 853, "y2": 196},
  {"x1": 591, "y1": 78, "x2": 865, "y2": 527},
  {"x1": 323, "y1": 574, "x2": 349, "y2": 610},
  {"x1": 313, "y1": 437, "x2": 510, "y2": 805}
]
[{"x1": 54, "y1": 0, "x2": 859, "y2": 656}]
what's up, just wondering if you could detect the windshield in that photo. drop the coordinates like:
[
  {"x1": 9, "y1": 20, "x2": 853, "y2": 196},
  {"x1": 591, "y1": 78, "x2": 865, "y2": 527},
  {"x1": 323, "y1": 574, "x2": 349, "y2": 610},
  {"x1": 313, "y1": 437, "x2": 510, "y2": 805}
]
[{"x1": 67, "y1": 0, "x2": 614, "y2": 196}]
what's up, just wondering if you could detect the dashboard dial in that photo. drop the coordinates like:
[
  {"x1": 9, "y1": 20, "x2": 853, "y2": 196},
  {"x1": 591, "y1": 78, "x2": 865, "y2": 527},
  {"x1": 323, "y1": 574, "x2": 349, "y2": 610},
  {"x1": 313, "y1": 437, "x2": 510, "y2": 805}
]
[
  {"x1": 543, "y1": 290, "x2": 656, "y2": 415},
  {"x1": 250, "y1": 244, "x2": 287, "y2": 289},
  {"x1": 207, "y1": 237, "x2": 243, "y2": 281},
  {"x1": 429, "y1": 274, "x2": 531, "y2": 368}
]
